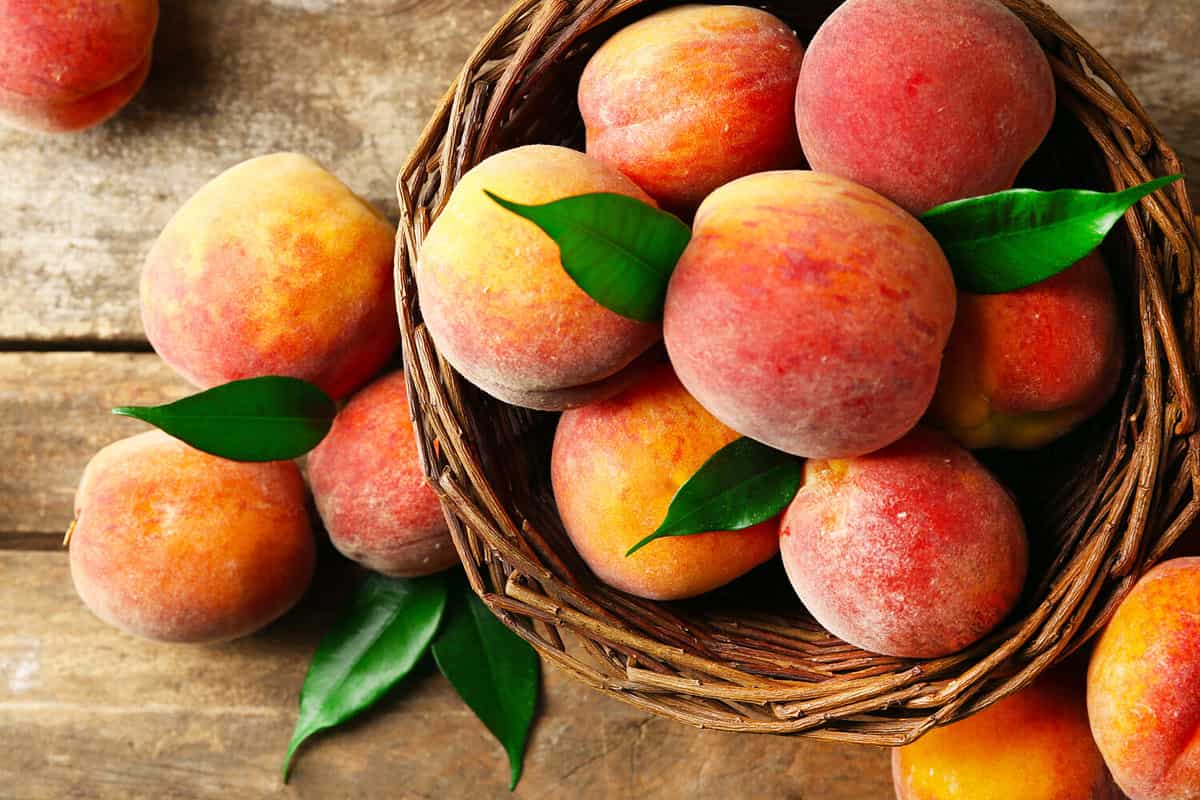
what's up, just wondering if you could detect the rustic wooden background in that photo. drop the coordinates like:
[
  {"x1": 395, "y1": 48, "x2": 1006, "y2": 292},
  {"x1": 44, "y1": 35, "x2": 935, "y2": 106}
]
[{"x1": 0, "y1": 1, "x2": 1194, "y2": 797}]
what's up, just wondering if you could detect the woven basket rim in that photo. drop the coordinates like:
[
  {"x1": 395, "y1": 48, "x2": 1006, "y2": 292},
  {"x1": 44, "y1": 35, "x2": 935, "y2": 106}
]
[{"x1": 394, "y1": 0, "x2": 1200, "y2": 745}]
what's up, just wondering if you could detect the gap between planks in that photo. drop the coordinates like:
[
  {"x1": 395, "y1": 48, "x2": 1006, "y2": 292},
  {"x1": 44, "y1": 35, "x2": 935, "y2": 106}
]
[{"x1": 0, "y1": 340, "x2": 152, "y2": 354}]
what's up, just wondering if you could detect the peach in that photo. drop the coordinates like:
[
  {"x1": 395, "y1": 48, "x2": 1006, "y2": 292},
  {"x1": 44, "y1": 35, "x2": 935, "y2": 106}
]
[
  {"x1": 795, "y1": 0, "x2": 1055, "y2": 214},
  {"x1": 893, "y1": 670, "x2": 1117, "y2": 799},
  {"x1": 141, "y1": 153, "x2": 398, "y2": 400},
  {"x1": 69, "y1": 431, "x2": 315, "y2": 643},
  {"x1": 578, "y1": 5, "x2": 805, "y2": 216},
  {"x1": 0, "y1": 0, "x2": 158, "y2": 133},
  {"x1": 551, "y1": 362, "x2": 780, "y2": 601},
  {"x1": 663, "y1": 170, "x2": 956, "y2": 459},
  {"x1": 417, "y1": 145, "x2": 661, "y2": 411},
  {"x1": 308, "y1": 370, "x2": 457, "y2": 578},
  {"x1": 1088, "y1": 557, "x2": 1200, "y2": 800},
  {"x1": 780, "y1": 427, "x2": 1027, "y2": 658},
  {"x1": 929, "y1": 252, "x2": 1123, "y2": 449}
]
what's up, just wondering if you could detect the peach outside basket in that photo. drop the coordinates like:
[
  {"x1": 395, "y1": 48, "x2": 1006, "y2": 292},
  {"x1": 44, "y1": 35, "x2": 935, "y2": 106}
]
[{"x1": 394, "y1": 0, "x2": 1200, "y2": 744}]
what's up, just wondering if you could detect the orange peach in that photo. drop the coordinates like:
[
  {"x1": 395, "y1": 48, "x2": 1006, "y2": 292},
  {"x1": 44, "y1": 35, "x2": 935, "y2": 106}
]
[
  {"x1": 663, "y1": 170, "x2": 956, "y2": 458},
  {"x1": 579, "y1": 5, "x2": 804, "y2": 215},
  {"x1": 417, "y1": 145, "x2": 661, "y2": 410},
  {"x1": 141, "y1": 153, "x2": 399, "y2": 400},
  {"x1": 780, "y1": 427, "x2": 1027, "y2": 658},
  {"x1": 0, "y1": 0, "x2": 158, "y2": 133},
  {"x1": 551, "y1": 363, "x2": 780, "y2": 600},
  {"x1": 1088, "y1": 557, "x2": 1200, "y2": 800},
  {"x1": 893, "y1": 670, "x2": 1118, "y2": 799},
  {"x1": 796, "y1": 0, "x2": 1055, "y2": 214},
  {"x1": 928, "y1": 252, "x2": 1123, "y2": 449},
  {"x1": 308, "y1": 371, "x2": 457, "y2": 578},
  {"x1": 69, "y1": 431, "x2": 315, "y2": 643}
]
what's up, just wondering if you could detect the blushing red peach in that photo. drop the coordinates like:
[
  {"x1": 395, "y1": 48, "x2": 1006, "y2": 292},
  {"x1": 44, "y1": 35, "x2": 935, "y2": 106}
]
[
  {"x1": 551, "y1": 363, "x2": 780, "y2": 601},
  {"x1": 929, "y1": 252, "x2": 1123, "y2": 449},
  {"x1": 780, "y1": 427, "x2": 1027, "y2": 658},
  {"x1": 417, "y1": 145, "x2": 661, "y2": 411},
  {"x1": 308, "y1": 371, "x2": 457, "y2": 578},
  {"x1": 69, "y1": 431, "x2": 315, "y2": 643},
  {"x1": 1088, "y1": 557, "x2": 1200, "y2": 800},
  {"x1": 0, "y1": 0, "x2": 159, "y2": 133},
  {"x1": 893, "y1": 670, "x2": 1118, "y2": 799},
  {"x1": 796, "y1": 0, "x2": 1055, "y2": 214},
  {"x1": 141, "y1": 153, "x2": 399, "y2": 400},
  {"x1": 663, "y1": 170, "x2": 956, "y2": 459},
  {"x1": 579, "y1": 5, "x2": 805, "y2": 215}
]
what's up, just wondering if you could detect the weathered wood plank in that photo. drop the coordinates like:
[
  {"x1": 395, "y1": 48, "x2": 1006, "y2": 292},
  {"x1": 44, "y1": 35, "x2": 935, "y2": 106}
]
[
  {"x1": 1055, "y1": 0, "x2": 1200, "y2": 189},
  {"x1": 0, "y1": 553, "x2": 894, "y2": 799},
  {"x1": 0, "y1": 0, "x2": 510, "y2": 344},
  {"x1": 0, "y1": 0, "x2": 1195, "y2": 344},
  {"x1": 0, "y1": 353, "x2": 192, "y2": 540}
]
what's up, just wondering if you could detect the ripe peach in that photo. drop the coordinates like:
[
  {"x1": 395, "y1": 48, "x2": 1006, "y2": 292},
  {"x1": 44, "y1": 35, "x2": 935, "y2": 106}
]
[
  {"x1": 780, "y1": 427, "x2": 1027, "y2": 658},
  {"x1": 69, "y1": 431, "x2": 315, "y2": 643},
  {"x1": 141, "y1": 153, "x2": 399, "y2": 400},
  {"x1": 1088, "y1": 558, "x2": 1200, "y2": 800},
  {"x1": 0, "y1": 0, "x2": 158, "y2": 133},
  {"x1": 795, "y1": 0, "x2": 1055, "y2": 214},
  {"x1": 663, "y1": 170, "x2": 955, "y2": 459},
  {"x1": 308, "y1": 371, "x2": 457, "y2": 578},
  {"x1": 893, "y1": 670, "x2": 1118, "y2": 799},
  {"x1": 417, "y1": 145, "x2": 661, "y2": 411},
  {"x1": 929, "y1": 252, "x2": 1123, "y2": 449},
  {"x1": 578, "y1": 5, "x2": 805, "y2": 216},
  {"x1": 551, "y1": 363, "x2": 780, "y2": 601}
]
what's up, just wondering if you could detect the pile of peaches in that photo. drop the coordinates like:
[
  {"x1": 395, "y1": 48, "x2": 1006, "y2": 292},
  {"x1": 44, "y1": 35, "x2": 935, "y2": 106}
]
[
  {"x1": 421, "y1": 0, "x2": 1116, "y2": 656},
  {"x1": 24, "y1": 0, "x2": 1197, "y2": 796}
]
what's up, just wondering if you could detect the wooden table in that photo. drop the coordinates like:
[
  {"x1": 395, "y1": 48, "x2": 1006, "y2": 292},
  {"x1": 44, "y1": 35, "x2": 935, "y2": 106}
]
[{"x1": 1, "y1": 2, "x2": 1194, "y2": 797}]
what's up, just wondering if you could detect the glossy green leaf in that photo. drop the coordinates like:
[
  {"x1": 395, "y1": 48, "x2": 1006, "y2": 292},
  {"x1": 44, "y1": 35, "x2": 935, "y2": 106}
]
[
  {"x1": 921, "y1": 174, "x2": 1181, "y2": 293},
  {"x1": 282, "y1": 574, "x2": 449, "y2": 782},
  {"x1": 113, "y1": 376, "x2": 335, "y2": 462},
  {"x1": 485, "y1": 190, "x2": 691, "y2": 322},
  {"x1": 627, "y1": 437, "x2": 803, "y2": 557},
  {"x1": 432, "y1": 585, "x2": 540, "y2": 790}
]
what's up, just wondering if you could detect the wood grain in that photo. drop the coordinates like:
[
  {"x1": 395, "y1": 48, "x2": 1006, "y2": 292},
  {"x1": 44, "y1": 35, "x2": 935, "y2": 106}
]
[
  {"x1": 0, "y1": 0, "x2": 509, "y2": 345},
  {"x1": 1054, "y1": 0, "x2": 1200, "y2": 191},
  {"x1": 0, "y1": 0, "x2": 1195, "y2": 345},
  {"x1": 0, "y1": 552, "x2": 893, "y2": 799},
  {"x1": 0, "y1": 353, "x2": 191, "y2": 541}
]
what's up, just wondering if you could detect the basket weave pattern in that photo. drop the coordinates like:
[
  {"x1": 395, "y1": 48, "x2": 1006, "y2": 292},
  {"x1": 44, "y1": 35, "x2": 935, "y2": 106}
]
[{"x1": 396, "y1": 0, "x2": 1200, "y2": 744}]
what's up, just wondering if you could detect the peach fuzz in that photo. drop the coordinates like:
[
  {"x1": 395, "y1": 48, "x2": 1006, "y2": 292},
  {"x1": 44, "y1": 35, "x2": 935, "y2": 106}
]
[
  {"x1": 551, "y1": 363, "x2": 780, "y2": 601},
  {"x1": 780, "y1": 427, "x2": 1027, "y2": 658},
  {"x1": 141, "y1": 153, "x2": 399, "y2": 400},
  {"x1": 1088, "y1": 557, "x2": 1200, "y2": 800},
  {"x1": 893, "y1": 670, "x2": 1118, "y2": 800},
  {"x1": 929, "y1": 251, "x2": 1123, "y2": 450},
  {"x1": 308, "y1": 371, "x2": 457, "y2": 578},
  {"x1": 796, "y1": 0, "x2": 1055, "y2": 214},
  {"x1": 0, "y1": 0, "x2": 158, "y2": 133},
  {"x1": 578, "y1": 5, "x2": 805, "y2": 216},
  {"x1": 663, "y1": 170, "x2": 955, "y2": 459},
  {"x1": 417, "y1": 145, "x2": 661, "y2": 411},
  {"x1": 69, "y1": 431, "x2": 315, "y2": 643}
]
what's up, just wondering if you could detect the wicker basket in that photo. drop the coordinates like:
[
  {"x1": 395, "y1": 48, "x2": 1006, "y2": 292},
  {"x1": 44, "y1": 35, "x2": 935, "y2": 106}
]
[{"x1": 395, "y1": 0, "x2": 1200, "y2": 744}]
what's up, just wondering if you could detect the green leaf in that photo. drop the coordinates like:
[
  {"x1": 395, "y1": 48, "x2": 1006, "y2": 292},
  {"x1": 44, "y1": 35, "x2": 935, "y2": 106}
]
[
  {"x1": 485, "y1": 190, "x2": 690, "y2": 322},
  {"x1": 113, "y1": 376, "x2": 336, "y2": 462},
  {"x1": 627, "y1": 437, "x2": 803, "y2": 557},
  {"x1": 920, "y1": 174, "x2": 1181, "y2": 293},
  {"x1": 432, "y1": 583, "x2": 540, "y2": 790},
  {"x1": 282, "y1": 574, "x2": 449, "y2": 782}
]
